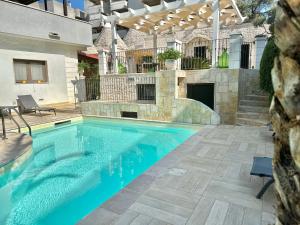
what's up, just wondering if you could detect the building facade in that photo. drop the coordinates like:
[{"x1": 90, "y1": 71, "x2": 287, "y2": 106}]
[{"x1": 0, "y1": 0, "x2": 92, "y2": 105}]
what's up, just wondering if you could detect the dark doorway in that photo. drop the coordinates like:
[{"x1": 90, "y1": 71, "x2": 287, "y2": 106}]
[
  {"x1": 240, "y1": 44, "x2": 250, "y2": 69},
  {"x1": 187, "y1": 83, "x2": 215, "y2": 110}
]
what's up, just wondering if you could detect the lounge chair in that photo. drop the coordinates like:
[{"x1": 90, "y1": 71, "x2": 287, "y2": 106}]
[
  {"x1": 17, "y1": 95, "x2": 56, "y2": 116},
  {"x1": 250, "y1": 156, "x2": 274, "y2": 199}
]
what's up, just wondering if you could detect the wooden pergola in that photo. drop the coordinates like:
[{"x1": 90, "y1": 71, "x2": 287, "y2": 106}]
[{"x1": 106, "y1": 0, "x2": 245, "y2": 73}]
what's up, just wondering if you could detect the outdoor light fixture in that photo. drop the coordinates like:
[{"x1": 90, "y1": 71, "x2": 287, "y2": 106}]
[
  {"x1": 160, "y1": 20, "x2": 165, "y2": 26},
  {"x1": 167, "y1": 14, "x2": 174, "y2": 20},
  {"x1": 199, "y1": 8, "x2": 206, "y2": 15},
  {"x1": 134, "y1": 24, "x2": 141, "y2": 30},
  {"x1": 179, "y1": 19, "x2": 186, "y2": 26},
  {"x1": 188, "y1": 15, "x2": 194, "y2": 21},
  {"x1": 154, "y1": 25, "x2": 159, "y2": 30}
]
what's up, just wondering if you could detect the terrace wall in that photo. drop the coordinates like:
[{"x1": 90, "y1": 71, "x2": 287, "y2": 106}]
[{"x1": 81, "y1": 70, "x2": 220, "y2": 125}]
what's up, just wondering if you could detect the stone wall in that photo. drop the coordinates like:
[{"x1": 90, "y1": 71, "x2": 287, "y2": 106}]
[
  {"x1": 82, "y1": 70, "x2": 220, "y2": 125},
  {"x1": 238, "y1": 69, "x2": 261, "y2": 100},
  {"x1": 173, "y1": 98, "x2": 220, "y2": 124},
  {"x1": 99, "y1": 74, "x2": 156, "y2": 102},
  {"x1": 185, "y1": 69, "x2": 239, "y2": 124},
  {"x1": 82, "y1": 69, "x2": 259, "y2": 125}
]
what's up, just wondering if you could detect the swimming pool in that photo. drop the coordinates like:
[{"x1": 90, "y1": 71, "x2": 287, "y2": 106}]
[{"x1": 0, "y1": 118, "x2": 196, "y2": 225}]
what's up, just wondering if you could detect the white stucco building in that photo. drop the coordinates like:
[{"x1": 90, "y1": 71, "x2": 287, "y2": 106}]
[{"x1": 0, "y1": 0, "x2": 92, "y2": 106}]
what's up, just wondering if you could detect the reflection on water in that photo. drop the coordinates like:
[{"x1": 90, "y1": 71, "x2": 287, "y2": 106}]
[{"x1": 0, "y1": 119, "x2": 195, "y2": 225}]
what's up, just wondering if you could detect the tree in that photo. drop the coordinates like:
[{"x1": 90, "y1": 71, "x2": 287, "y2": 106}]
[
  {"x1": 236, "y1": 0, "x2": 275, "y2": 25},
  {"x1": 271, "y1": 0, "x2": 300, "y2": 224},
  {"x1": 259, "y1": 37, "x2": 280, "y2": 98}
]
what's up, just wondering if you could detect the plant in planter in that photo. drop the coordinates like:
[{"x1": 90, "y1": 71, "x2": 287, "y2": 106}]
[
  {"x1": 158, "y1": 48, "x2": 181, "y2": 70},
  {"x1": 78, "y1": 61, "x2": 91, "y2": 77},
  {"x1": 118, "y1": 63, "x2": 127, "y2": 74}
]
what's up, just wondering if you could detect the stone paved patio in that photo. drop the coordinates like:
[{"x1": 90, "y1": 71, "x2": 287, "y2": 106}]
[
  {"x1": 78, "y1": 125, "x2": 275, "y2": 225},
  {"x1": 2, "y1": 103, "x2": 81, "y2": 131}
]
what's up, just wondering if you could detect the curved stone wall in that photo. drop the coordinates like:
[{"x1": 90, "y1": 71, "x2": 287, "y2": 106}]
[{"x1": 173, "y1": 98, "x2": 220, "y2": 125}]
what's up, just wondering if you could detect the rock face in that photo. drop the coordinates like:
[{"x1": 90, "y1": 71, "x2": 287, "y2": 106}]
[
  {"x1": 236, "y1": 94, "x2": 270, "y2": 126},
  {"x1": 271, "y1": 1, "x2": 300, "y2": 224}
]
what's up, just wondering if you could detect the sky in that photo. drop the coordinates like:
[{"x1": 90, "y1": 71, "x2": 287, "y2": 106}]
[
  {"x1": 69, "y1": 0, "x2": 84, "y2": 10},
  {"x1": 45, "y1": 0, "x2": 84, "y2": 10}
]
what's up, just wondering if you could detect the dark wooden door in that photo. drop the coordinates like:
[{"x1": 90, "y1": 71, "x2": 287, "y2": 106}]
[{"x1": 240, "y1": 44, "x2": 250, "y2": 69}]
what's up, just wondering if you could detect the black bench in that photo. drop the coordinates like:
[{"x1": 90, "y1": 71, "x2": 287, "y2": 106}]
[{"x1": 250, "y1": 157, "x2": 274, "y2": 199}]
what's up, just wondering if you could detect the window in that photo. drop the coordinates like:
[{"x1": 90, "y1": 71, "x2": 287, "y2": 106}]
[
  {"x1": 14, "y1": 59, "x2": 48, "y2": 84},
  {"x1": 194, "y1": 46, "x2": 207, "y2": 58},
  {"x1": 137, "y1": 84, "x2": 156, "y2": 101}
]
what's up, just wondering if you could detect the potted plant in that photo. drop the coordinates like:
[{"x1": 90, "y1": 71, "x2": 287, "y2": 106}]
[
  {"x1": 118, "y1": 63, "x2": 127, "y2": 74},
  {"x1": 158, "y1": 48, "x2": 182, "y2": 70},
  {"x1": 78, "y1": 61, "x2": 90, "y2": 77}
]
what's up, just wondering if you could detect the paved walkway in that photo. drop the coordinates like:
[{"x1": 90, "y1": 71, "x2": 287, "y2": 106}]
[
  {"x1": 78, "y1": 125, "x2": 275, "y2": 225},
  {"x1": 2, "y1": 103, "x2": 81, "y2": 131}
]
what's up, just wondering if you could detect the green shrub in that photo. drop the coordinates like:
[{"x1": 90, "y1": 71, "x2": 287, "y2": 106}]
[
  {"x1": 118, "y1": 63, "x2": 127, "y2": 74},
  {"x1": 181, "y1": 57, "x2": 210, "y2": 70},
  {"x1": 158, "y1": 48, "x2": 182, "y2": 61},
  {"x1": 78, "y1": 61, "x2": 91, "y2": 74},
  {"x1": 259, "y1": 37, "x2": 280, "y2": 97}
]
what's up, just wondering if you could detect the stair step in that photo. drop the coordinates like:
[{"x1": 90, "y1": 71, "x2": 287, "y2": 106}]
[
  {"x1": 239, "y1": 105, "x2": 270, "y2": 113},
  {"x1": 239, "y1": 100, "x2": 270, "y2": 107},
  {"x1": 244, "y1": 95, "x2": 269, "y2": 102},
  {"x1": 236, "y1": 118, "x2": 268, "y2": 127},
  {"x1": 237, "y1": 112, "x2": 270, "y2": 120}
]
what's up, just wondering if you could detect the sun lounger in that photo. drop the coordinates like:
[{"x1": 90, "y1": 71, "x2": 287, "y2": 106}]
[
  {"x1": 250, "y1": 156, "x2": 274, "y2": 199},
  {"x1": 17, "y1": 95, "x2": 56, "y2": 116}
]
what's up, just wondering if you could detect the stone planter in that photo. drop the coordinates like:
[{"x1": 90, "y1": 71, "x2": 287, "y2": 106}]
[{"x1": 165, "y1": 59, "x2": 177, "y2": 70}]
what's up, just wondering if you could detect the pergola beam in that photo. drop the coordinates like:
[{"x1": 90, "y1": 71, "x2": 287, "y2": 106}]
[{"x1": 111, "y1": 0, "x2": 244, "y2": 34}]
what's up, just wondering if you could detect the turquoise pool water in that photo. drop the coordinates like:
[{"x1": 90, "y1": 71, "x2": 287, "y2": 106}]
[{"x1": 0, "y1": 118, "x2": 196, "y2": 225}]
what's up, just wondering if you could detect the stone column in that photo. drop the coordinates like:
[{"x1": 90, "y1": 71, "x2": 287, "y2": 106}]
[
  {"x1": 77, "y1": 76, "x2": 86, "y2": 102},
  {"x1": 229, "y1": 32, "x2": 243, "y2": 69},
  {"x1": 111, "y1": 20, "x2": 118, "y2": 74},
  {"x1": 98, "y1": 50, "x2": 108, "y2": 75},
  {"x1": 153, "y1": 32, "x2": 158, "y2": 60},
  {"x1": 255, "y1": 35, "x2": 268, "y2": 69},
  {"x1": 167, "y1": 38, "x2": 182, "y2": 69},
  {"x1": 212, "y1": 0, "x2": 220, "y2": 68}
]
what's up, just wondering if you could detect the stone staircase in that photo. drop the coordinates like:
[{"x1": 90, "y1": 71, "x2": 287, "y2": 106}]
[{"x1": 236, "y1": 94, "x2": 270, "y2": 126}]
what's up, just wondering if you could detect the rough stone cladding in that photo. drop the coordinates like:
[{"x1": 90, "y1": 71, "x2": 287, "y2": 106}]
[
  {"x1": 185, "y1": 69, "x2": 241, "y2": 124},
  {"x1": 123, "y1": 23, "x2": 270, "y2": 49},
  {"x1": 94, "y1": 25, "x2": 128, "y2": 51}
]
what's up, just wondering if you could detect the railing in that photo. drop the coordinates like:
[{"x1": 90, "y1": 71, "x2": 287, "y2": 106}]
[
  {"x1": 99, "y1": 38, "x2": 254, "y2": 75},
  {"x1": 181, "y1": 38, "x2": 230, "y2": 69},
  {"x1": 82, "y1": 75, "x2": 156, "y2": 104},
  {"x1": 103, "y1": 48, "x2": 168, "y2": 74},
  {"x1": 1, "y1": 107, "x2": 32, "y2": 139}
]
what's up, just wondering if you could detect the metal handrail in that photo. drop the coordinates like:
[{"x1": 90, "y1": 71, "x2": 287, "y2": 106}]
[{"x1": 1, "y1": 107, "x2": 32, "y2": 139}]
